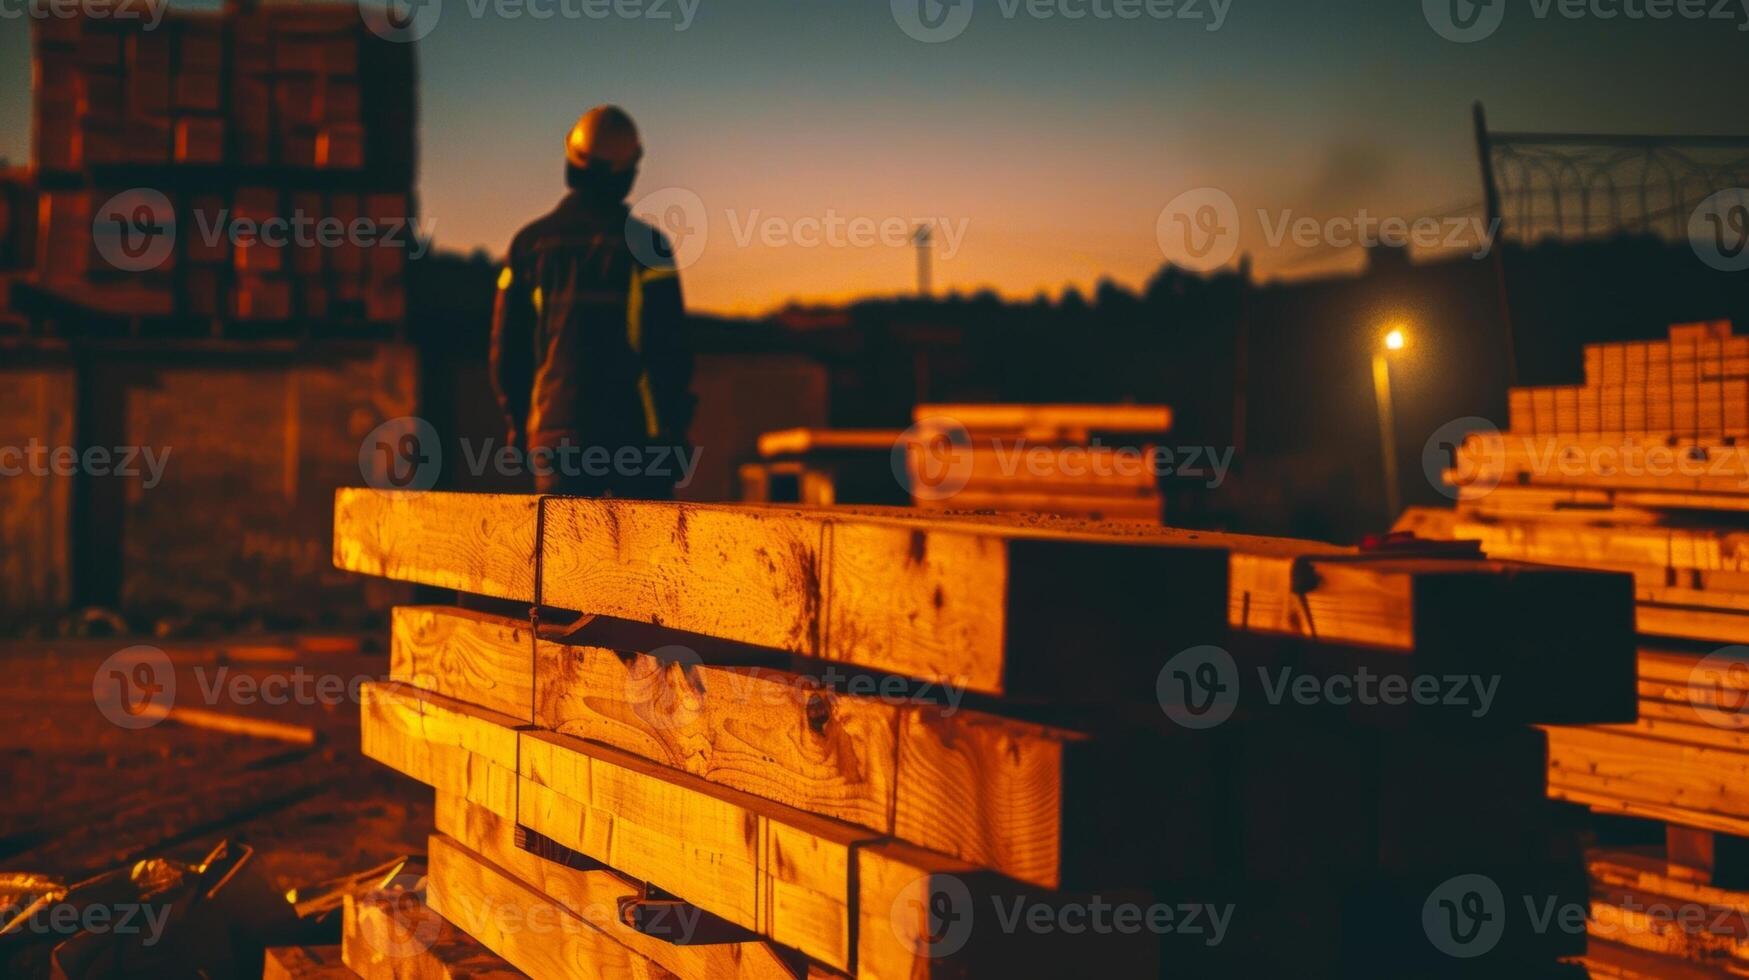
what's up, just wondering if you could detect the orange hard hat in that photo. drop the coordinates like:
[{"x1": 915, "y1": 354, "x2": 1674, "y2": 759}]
[{"x1": 565, "y1": 106, "x2": 643, "y2": 174}]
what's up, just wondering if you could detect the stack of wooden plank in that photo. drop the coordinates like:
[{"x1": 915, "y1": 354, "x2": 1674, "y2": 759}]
[
  {"x1": 326, "y1": 490, "x2": 1636, "y2": 976},
  {"x1": 1506, "y1": 321, "x2": 1749, "y2": 440},
  {"x1": 741, "y1": 429, "x2": 911, "y2": 508},
  {"x1": 1398, "y1": 319, "x2": 1749, "y2": 974},
  {"x1": 742, "y1": 405, "x2": 1172, "y2": 523},
  {"x1": 904, "y1": 404, "x2": 1169, "y2": 523}
]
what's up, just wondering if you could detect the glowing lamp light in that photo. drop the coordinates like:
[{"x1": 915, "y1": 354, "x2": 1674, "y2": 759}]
[{"x1": 1384, "y1": 328, "x2": 1406, "y2": 352}]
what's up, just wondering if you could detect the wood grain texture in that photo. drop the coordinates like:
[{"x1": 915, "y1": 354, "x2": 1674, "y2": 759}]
[
  {"x1": 517, "y1": 730, "x2": 865, "y2": 971},
  {"x1": 342, "y1": 890, "x2": 526, "y2": 980},
  {"x1": 334, "y1": 489, "x2": 538, "y2": 601},
  {"x1": 263, "y1": 945, "x2": 352, "y2": 980},
  {"x1": 393, "y1": 605, "x2": 535, "y2": 722},
  {"x1": 538, "y1": 500, "x2": 825, "y2": 656},
  {"x1": 434, "y1": 792, "x2": 815, "y2": 980},
  {"x1": 540, "y1": 498, "x2": 1228, "y2": 698},
  {"x1": 426, "y1": 833, "x2": 675, "y2": 980},
  {"x1": 526, "y1": 613, "x2": 1196, "y2": 889},
  {"x1": 360, "y1": 681, "x2": 523, "y2": 819},
  {"x1": 535, "y1": 638, "x2": 895, "y2": 833}
]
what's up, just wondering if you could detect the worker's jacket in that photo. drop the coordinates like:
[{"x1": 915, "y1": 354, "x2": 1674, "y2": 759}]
[{"x1": 490, "y1": 191, "x2": 695, "y2": 454}]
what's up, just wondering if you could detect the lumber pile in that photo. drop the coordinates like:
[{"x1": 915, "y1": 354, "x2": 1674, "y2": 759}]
[
  {"x1": 335, "y1": 490, "x2": 1635, "y2": 976},
  {"x1": 29, "y1": 1, "x2": 414, "y2": 325},
  {"x1": 1399, "y1": 319, "x2": 1749, "y2": 973},
  {"x1": 742, "y1": 405, "x2": 1172, "y2": 523},
  {"x1": 740, "y1": 429, "x2": 911, "y2": 508},
  {"x1": 905, "y1": 404, "x2": 1168, "y2": 522}
]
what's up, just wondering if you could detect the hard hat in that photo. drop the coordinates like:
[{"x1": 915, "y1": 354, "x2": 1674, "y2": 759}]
[{"x1": 565, "y1": 106, "x2": 643, "y2": 174}]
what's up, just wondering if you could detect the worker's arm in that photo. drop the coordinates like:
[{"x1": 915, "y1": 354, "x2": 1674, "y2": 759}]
[
  {"x1": 638, "y1": 259, "x2": 696, "y2": 445},
  {"x1": 489, "y1": 254, "x2": 537, "y2": 448}
]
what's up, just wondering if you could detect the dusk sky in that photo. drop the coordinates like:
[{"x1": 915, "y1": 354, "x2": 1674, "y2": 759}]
[{"x1": 5, "y1": 0, "x2": 1746, "y2": 315}]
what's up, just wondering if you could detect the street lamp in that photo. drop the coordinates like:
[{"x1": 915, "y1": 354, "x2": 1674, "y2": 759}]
[{"x1": 1373, "y1": 325, "x2": 1408, "y2": 521}]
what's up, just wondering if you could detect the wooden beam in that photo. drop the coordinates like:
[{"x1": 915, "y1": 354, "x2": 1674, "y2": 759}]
[
  {"x1": 342, "y1": 890, "x2": 525, "y2": 980},
  {"x1": 360, "y1": 681, "x2": 523, "y2": 820},
  {"x1": 263, "y1": 945, "x2": 351, "y2": 980},
  {"x1": 334, "y1": 488, "x2": 538, "y2": 601},
  {"x1": 434, "y1": 792, "x2": 819, "y2": 980},
  {"x1": 426, "y1": 833, "x2": 675, "y2": 980},
  {"x1": 517, "y1": 729, "x2": 866, "y2": 971},
  {"x1": 539, "y1": 498, "x2": 1227, "y2": 698},
  {"x1": 758, "y1": 429, "x2": 908, "y2": 458},
  {"x1": 913, "y1": 403, "x2": 1172, "y2": 435},
  {"x1": 531, "y1": 623, "x2": 1209, "y2": 889},
  {"x1": 393, "y1": 605, "x2": 535, "y2": 722},
  {"x1": 534, "y1": 636, "x2": 896, "y2": 834}
]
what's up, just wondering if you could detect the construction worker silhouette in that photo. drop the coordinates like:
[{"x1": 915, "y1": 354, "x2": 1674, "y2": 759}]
[{"x1": 490, "y1": 106, "x2": 696, "y2": 497}]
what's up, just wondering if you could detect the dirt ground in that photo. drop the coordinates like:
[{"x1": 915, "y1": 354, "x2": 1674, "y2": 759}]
[{"x1": 0, "y1": 633, "x2": 430, "y2": 924}]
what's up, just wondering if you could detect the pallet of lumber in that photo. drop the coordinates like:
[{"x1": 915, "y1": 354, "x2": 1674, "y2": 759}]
[
  {"x1": 336, "y1": 491, "x2": 1634, "y2": 976},
  {"x1": 1403, "y1": 319, "x2": 1749, "y2": 977}
]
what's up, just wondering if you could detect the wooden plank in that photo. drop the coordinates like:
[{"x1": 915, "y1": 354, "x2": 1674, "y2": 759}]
[
  {"x1": 342, "y1": 890, "x2": 525, "y2": 979},
  {"x1": 855, "y1": 838, "x2": 1159, "y2": 979},
  {"x1": 434, "y1": 792, "x2": 817, "y2": 980},
  {"x1": 534, "y1": 636, "x2": 896, "y2": 833},
  {"x1": 913, "y1": 403, "x2": 1172, "y2": 435},
  {"x1": 264, "y1": 945, "x2": 352, "y2": 980},
  {"x1": 891, "y1": 704, "x2": 1210, "y2": 890},
  {"x1": 392, "y1": 605, "x2": 535, "y2": 722},
  {"x1": 540, "y1": 498, "x2": 1229, "y2": 698},
  {"x1": 360, "y1": 681, "x2": 523, "y2": 820},
  {"x1": 426, "y1": 833, "x2": 675, "y2": 980},
  {"x1": 913, "y1": 489, "x2": 1161, "y2": 523},
  {"x1": 516, "y1": 729, "x2": 865, "y2": 971},
  {"x1": 757, "y1": 428, "x2": 907, "y2": 458},
  {"x1": 532, "y1": 622, "x2": 1207, "y2": 889},
  {"x1": 334, "y1": 488, "x2": 538, "y2": 601}
]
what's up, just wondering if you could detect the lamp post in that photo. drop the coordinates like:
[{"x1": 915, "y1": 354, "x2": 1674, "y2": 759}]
[{"x1": 1373, "y1": 327, "x2": 1406, "y2": 521}]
